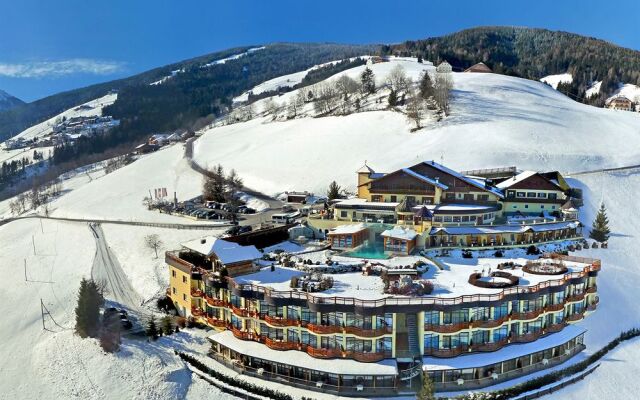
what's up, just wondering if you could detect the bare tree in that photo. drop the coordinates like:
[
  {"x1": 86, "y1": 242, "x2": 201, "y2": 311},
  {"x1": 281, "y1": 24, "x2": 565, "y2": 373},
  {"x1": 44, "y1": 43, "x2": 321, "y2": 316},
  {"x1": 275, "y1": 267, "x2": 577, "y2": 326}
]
[
  {"x1": 313, "y1": 82, "x2": 339, "y2": 114},
  {"x1": 435, "y1": 63, "x2": 453, "y2": 115},
  {"x1": 263, "y1": 98, "x2": 279, "y2": 116},
  {"x1": 406, "y1": 91, "x2": 425, "y2": 130},
  {"x1": 9, "y1": 199, "x2": 21, "y2": 215},
  {"x1": 387, "y1": 65, "x2": 410, "y2": 94},
  {"x1": 145, "y1": 234, "x2": 163, "y2": 259}
]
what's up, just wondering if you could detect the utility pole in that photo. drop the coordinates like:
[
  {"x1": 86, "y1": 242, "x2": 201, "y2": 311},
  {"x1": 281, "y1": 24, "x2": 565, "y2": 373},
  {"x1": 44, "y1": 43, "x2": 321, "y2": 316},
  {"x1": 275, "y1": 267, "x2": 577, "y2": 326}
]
[
  {"x1": 40, "y1": 299, "x2": 46, "y2": 330},
  {"x1": 32, "y1": 235, "x2": 36, "y2": 255},
  {"x1": 24, "y1": 259, "x2": 27, "y2": 281}
]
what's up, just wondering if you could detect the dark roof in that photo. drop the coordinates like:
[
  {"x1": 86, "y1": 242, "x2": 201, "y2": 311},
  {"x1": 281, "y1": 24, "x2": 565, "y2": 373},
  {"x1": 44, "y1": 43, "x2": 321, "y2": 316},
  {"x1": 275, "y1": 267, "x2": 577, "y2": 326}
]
[
  {"x1": 561, "y1": 199, "x2": 580, "y2": 211},
  {"x1": 415, "y1": 206, "x2": 433, "y2": 218},
  {"x1": 464, "y1": 62, "x2": 493, "y2": 73}
]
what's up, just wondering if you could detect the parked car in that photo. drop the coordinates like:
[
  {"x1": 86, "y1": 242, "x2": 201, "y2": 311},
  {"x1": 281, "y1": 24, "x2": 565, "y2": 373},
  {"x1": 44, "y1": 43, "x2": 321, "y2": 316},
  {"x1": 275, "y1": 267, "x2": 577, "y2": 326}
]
[
  {"x1": 120, "y1": 315, "x2": 133, "y2": 330},
  {"x1": 225, "y1": 226, "x2": 241, "y2": 236},
  {"x1": 238, "y1": 225, "x2": 253, "y2": 234}
]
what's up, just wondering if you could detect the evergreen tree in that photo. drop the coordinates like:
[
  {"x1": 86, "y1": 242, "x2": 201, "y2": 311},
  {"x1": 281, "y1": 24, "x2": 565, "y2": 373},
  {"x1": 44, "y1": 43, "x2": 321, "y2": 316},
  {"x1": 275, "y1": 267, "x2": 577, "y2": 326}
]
[
  {"x1": 75, "y1": 278, "x2": 104, "y2": 338},
  {"x1": 416, "y1": 372, "x2": 435, "y2": 400},
  {"x1": 417, "y1": 55, "x2": 423, "y2": 63},
  {"x1": 360, "y1": 67, "x2": 376, "y2": 94},
  {"x1": 419, "y1": 71, "x2": 435, "y2": 100},
  {"x1": 99, "y1": 311, "x2": 121, "y2": 353},
  {"x1": 590, "y1": 202, "x2": 611, "y2": 242},
  {"x1": 161, "y1": 316, "x2": 174, "y2": 336},
  {"x1": 146, "y1": 315, "x2": 159, "y2": 341},
  {"x1": 327, "y1": 181, "x2": 342, "y2": 200},
  {"x1": 388, "y1": 89, "x2": 398, "y2": 107}
]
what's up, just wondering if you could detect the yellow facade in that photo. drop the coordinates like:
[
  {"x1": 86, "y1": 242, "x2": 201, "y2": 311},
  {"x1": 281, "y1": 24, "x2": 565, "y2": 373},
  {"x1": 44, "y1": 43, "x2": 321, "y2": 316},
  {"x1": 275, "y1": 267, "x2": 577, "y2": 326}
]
[{"x1": 168, "y1": 265, "x2": 193, "y2": 317}]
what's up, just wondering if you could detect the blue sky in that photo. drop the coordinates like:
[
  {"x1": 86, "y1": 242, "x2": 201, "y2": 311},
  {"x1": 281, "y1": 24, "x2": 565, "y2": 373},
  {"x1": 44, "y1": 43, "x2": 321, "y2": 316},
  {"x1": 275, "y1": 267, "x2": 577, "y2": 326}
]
[{"x1": 1, "y1": 0, "x2": 639, "y2": 102}]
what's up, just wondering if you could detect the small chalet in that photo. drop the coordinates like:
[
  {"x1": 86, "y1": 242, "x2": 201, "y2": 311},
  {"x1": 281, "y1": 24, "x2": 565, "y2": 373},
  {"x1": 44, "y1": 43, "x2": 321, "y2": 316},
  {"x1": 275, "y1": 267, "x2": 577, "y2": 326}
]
[
  {"x1": 606, "y1": 95, "x2": 633, "y2": 111},
  {"x1": 285, "y1": 191, "x2": 310, "y2": 203},
  {"x1": 181, "y1": 236, "x2": 262, "y2": 277},
  {"x1": 148, "y1": 133, "x2": 171, "y2": 146},
  {"x1": 464, "y1": 62, "x2": 492, "y2": 73},
  {"x1": 327, "y1": 224, "x2": 368, "y2": 250}
]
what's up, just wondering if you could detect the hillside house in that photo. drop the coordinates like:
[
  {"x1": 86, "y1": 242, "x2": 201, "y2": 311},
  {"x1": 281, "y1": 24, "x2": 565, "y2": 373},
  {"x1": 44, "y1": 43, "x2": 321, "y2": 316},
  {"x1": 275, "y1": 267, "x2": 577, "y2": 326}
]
[
  {"x1": 606, "y1": 95, "x2": 633, "y2": 111},
  {"x1": 464, "y1": 62, "x2": 492, "y2": 73},
  {"x1": 497, "y1": 171, "x2": 567, "y2": 216}
]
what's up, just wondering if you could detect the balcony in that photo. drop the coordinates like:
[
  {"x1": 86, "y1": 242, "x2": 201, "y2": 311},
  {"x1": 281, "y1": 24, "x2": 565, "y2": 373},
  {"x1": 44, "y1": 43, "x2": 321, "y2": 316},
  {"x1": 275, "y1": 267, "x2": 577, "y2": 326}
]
[
  {"x1": 306, "y1": 346, "x2": 342, "y2": 359},
  {"x1": 264, "y1": 337, "x2": 301, "y2": 351},
  {"x1": 343, "y1": 326, "x2": 392, "y2": 338},
  {"x1": 191, "y1": 288, "x2": 204, "y2": 298},
  {"x1": 470, "y1": 316, "x2": 507, "y2": 329},
  {"x1": 263, "y1": 315, "x2": 299, "y2": 327},
  {"x1": 306, "y1": 323, "x2": 342, "y2": 335},
  {"x1": 566, "y1": 292, "x2": 586, "y2": 303},
  {"x1": 585, "y1": 285, "x2": 598, "y2": 294},
  {"x1": 425, "y1": 345, "x2": 469, "y2": 358},
  {"x1": 511, "y1": 308, "x2": 543, "y2": 321},
  {"x1": 424, "y1": 321, "x2": 470, "y2": 334},
  {"x1": 231, "y1": 305, "x2": 249, "y2": 317},
  {"x1": 470, "y1": 338, "x2": 508, "y2": 352},
  {"x1": 349, "y1": 351, "x2": 389, "y2": 363},
  {"x1": 567, "y1": 311, "x2": 585, "y2": 322},
  {"x1": 205, "y1": 296, "x2": 230, "y2": 308},
  {"x1": 512, "y1": 331, "x2": 541, "y2": 343},
  {"x1": 546, "y1": 322, "x2": 567, "y2": 333},
  {"x1": 586, "y1": 297, "x2": 600, "y2": 311},
  {"x1": 191, "y1": 306, "x2": 205, "y2": 317},
  {"x1": 206, "y1": 317, "x2": 228, "y2": 329},
  {"x1": 544, "y1": 303, "x2": 565, "y2": 312}
]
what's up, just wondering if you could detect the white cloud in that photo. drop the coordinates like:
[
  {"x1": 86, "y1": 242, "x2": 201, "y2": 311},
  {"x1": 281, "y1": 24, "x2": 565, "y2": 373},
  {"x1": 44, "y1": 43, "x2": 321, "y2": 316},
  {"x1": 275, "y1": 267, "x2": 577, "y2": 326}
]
[{"x1": 0, "y1": 59, "x2": 124, "y2": 78}]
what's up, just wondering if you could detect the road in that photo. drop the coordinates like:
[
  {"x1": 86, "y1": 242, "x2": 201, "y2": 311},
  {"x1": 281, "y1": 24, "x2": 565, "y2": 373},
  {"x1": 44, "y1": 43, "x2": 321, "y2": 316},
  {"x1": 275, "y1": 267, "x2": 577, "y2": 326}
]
[
  {"x1": 89, "y1": 223, "x2": 143, "y2": 310},
  {"x1": 0, "y1": 214, "x2": 232, "y2": 229},
  {"x1": 566, "y1": 164, "x2": 640, "y2": 177}
]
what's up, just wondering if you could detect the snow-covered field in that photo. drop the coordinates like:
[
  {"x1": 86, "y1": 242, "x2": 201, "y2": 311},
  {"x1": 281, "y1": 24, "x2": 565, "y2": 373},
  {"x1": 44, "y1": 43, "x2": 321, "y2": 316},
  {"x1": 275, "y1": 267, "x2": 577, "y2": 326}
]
[
  {"x1": 609, "y1": 82, "x2": 640, "y2": 103},
  {"x1": 540, "y1": 72, "x2": 573, "y2": 89},
  {"x1": 2, "y1": 57, "x2": 640, "y2": 399}
]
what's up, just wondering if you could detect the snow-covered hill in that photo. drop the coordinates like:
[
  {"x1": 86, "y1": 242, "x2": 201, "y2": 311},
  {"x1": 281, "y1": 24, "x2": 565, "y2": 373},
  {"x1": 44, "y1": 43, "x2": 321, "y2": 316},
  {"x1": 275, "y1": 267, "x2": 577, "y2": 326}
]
[
  {"x1": 608, "y1": 82, "x2": 640, "y2": 103},
  {"x1": 540, "y1": 73, "x2": 573, "y2": 89},
  {"x1": 2, "y1": 57, "x2": 640, "y2": 400}
]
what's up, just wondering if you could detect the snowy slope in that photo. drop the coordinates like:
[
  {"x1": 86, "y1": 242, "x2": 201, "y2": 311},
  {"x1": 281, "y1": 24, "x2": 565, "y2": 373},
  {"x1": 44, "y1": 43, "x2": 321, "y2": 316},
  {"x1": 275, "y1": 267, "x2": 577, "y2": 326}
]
[
  {"x1": 47, "y1": 144, "x2": 205, "y2": 223},
  {"x1": 608, "y1": 83, "x2": 640, "y2": 103},
  {"x1": 0, "y1": 88, "x2": 24, "y2": 111},
  {"x1": 540, "y1": 73, "x2": 572, "y2": 89},
  {"x1": 195, "y1": 69, "x2": 640, "y2": 196},
  {"x1": 586, "y1": 81, "x2": 601, "y2": 98},
  {"x1": 7, "y1": 92, "x2": 117, "y2": 143}
]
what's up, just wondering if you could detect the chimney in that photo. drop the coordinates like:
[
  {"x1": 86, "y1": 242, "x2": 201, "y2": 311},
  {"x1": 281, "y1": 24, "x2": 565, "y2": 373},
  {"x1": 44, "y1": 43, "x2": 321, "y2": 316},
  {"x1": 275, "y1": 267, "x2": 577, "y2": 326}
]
[{"x1": 200, "y1": 238, "x2": 206, "y2": 244}]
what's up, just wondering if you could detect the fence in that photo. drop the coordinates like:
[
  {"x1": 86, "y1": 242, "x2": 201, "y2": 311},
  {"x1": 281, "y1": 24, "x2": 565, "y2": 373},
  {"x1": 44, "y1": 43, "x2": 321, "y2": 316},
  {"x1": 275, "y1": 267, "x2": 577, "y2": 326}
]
[{"x1": 512, "y1": 364, "x2": 600, "y2": 400}]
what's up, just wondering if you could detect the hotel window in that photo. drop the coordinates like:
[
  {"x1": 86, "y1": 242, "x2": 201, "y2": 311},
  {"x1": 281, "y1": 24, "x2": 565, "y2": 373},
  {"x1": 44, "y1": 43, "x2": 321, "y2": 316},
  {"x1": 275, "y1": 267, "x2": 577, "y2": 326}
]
[
  {"x1": 424, "y1": 334, "x2": 439, "y2": 349},
  {"x1": 172, "y1": 270, "x2": 176, "y2": 278},
  {"x1": 507, "y1": 190, "x2": 516, "y2": 198},
  {"x1": 172, "y1": 287, "x2": 176, "y2": 295},
  {"x1": 463, "y1": 193, "x2": 474, "y2": 201},
  {"x1": 421, "y1": 197, "x2": 432, "y2": 204},
  {"x1": 471, "y1": 307, "x2": 490, "y2": 321},
  {"x1": 493, "y1": 326, "x2": 509, "y2": 342},
  {"x1": 390, "y1": 195, "x2": 397, "y2": 202},
  {"x1": 494, "y1": 302, "x2": 509, "y2": 319},
  {"x1": 406, "y1": 196, "x2": 416, "y2": 203},
  {"x1": 527, "y1": 192, "x2": 537, "y2": 198},
  {"x1": 472, "y1": 330, "x2": 490, "y2": 345},
  {"x1": 340, "y1": 211, "x2": 347, "y2": 218},
  {"x1": 524, "y1": 204, "x2": 529, "y2": 209},
  {"x1": 183, "y1": 294, "x2": 187, "y2": 301},
  {"x1": 443, "y1": 216, "x2": 453, "y2": 222},
  {"x1": 443, "y1": 309, "x2": 469, "y2": 324},
  {"x1": 551, "y1": 206, "x2": 556, "y2": 209},
  {"x1": 452, "y1": 216, "x2": 461, "y2": 222},
  {"x1": 377, "y1": 337, "x2": 392, "y2": 352},
  {"x1": 477, "y1": 194, "x2": 489, "y2": 201},
  {"x1": 461, "y1": 216, "x2": 470, "y2": 222},
  {"x1": 302, "y1": 332, "x2": 317, "y2": 347},
  {"x1": 445, "y1": 193, "x2": 456, "y2": 200},
  {"x1": 541, "y1": 205, "x2": 545, "y2": 209},
  {"x1": 182, "y1": 276, "x2": 187, "y2": 283},
  {"x1": 442, "y1": 332, "x2": 469, "y2": 349},
  {"x1": 516, "y1": 192, "x2": 526, "y2": 198},
  {"x1": 371, "y1": 195, "x2": 382, "y2": 202},
  {"x1": 538, "y1": 192, "x2": 547, "y2": 198},
  {"x1": 424, "y1": 311, "x2": 440, "y2": 325},
  {"x1": 548, "y1": 193, "x2": 558, "y2": 199},
  {"x1": 434, "y1": 216, "x2": 443, "y2": 222}
]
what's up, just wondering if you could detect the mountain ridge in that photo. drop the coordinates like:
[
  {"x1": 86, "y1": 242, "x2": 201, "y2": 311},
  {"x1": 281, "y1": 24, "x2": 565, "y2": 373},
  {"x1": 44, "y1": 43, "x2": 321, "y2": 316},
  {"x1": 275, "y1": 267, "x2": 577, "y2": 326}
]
[{"x1": 0, "y1": 89, "x2": 24, "y2": 112}]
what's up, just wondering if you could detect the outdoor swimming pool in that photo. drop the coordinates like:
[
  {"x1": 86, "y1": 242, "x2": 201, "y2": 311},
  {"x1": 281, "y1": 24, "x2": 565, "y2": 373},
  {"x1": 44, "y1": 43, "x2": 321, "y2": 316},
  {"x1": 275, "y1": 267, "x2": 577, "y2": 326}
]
[{"x1": 343, "y1": 243, "x2": 389, "y2": 259}]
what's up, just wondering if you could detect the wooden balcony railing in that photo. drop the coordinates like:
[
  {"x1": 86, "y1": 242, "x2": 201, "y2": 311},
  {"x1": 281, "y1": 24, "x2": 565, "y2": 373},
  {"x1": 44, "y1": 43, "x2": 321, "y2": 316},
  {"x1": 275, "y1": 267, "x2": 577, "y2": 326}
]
[
  {"x1": 544, "y1": 303, "x2": 565, "y2": 312},
  {"x1": 263, "y1": 315, "x2": 300, "y2": 327},
  {"x1": 424, "y1": 321, "x2": 470, "y2": 334},
  {"x1": 546, "y1": 322, "x2": 567, "y2": 333},
  {"x1": 306, "y1": 323, "x2": 342, "y2": 335},
  {"x1": 264, "y1": 337, "x2": 300, "y2": 351},
  {"x1": 470, "y1": 316, "x2": 507, "y2": 329},
  {"x1": 205, "y1": 296, "x2": 230, "y2": 308},
  {"x1": 343, "y1": 326, "x2": 392, "y2": 337},
  {"x1": 206, "y1": 317, "x2": 228, "y2": 329},
  {"x1": 567, "y1": 311, "x2": 585, "y2": 322},
  {"x1": 349, "y1": 351, "x2": 388, "y2": 363},
  {"x1": 586, "y1": 297, "x2": 600, "y2": 311},
  {"x1": 470, "y1": 338, "x2": 508, "y2": 352},
  {"x1": 566, "y1": 292, "x2": 586, "y2": 303},
  {"x1": 424, "y1": 345, "x2": 469, "y2": 358},
  {"x1": 306, "y1": 346, "x2": 342, "y2": 359},
  {"x1": 512, "y1": 331, "x2": 541, "y2": 343},
  {"x1": 511, "y1": 308, "x2": 543, "y2": 321},
  {"x1": 585, "y1": 285, "x2": 598, "y2": 294},
  {"x1": 191, "y1": 288, "x2": 204, "y2": 297},
  {"x1": 191, "y1": 306, "x2": 205, "y2": 317},
  {"x1": 231, "y1": 305, "x2": 248, "y2": 317}
]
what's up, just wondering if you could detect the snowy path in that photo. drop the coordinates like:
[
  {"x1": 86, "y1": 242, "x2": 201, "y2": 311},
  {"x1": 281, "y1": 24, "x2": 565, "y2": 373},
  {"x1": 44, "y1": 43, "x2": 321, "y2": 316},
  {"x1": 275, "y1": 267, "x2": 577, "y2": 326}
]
[{"x1": 89, "y1": 223, "x2": 143, "y2": 310}]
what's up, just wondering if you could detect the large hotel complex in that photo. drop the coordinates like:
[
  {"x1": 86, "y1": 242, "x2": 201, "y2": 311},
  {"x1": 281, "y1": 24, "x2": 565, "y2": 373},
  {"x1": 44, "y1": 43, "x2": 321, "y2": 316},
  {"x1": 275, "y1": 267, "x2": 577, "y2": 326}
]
[{"x1": 167, "y1": 160, "x2": 600, "y2": 396}]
